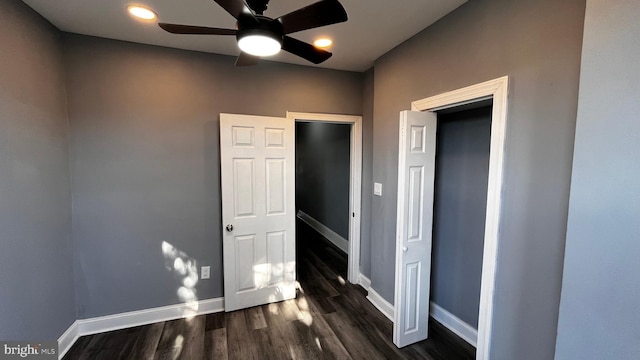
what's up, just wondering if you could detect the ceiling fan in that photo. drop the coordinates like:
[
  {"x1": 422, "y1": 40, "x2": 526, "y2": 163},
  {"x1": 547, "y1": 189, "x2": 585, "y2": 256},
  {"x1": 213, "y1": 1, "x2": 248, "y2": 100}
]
[{"x1": 158, "y1": 0, "x2": 348, "y2": 66}]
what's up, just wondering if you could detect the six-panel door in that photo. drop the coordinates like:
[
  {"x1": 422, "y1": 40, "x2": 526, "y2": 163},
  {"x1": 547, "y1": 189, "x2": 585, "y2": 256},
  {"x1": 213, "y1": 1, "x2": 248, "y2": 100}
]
[
  {"x1": 220, "y1": 113, "x2": 296, "y2": 312},
  {"x1": 393, "y1": 110, "x2": 438, "y2": 347}
]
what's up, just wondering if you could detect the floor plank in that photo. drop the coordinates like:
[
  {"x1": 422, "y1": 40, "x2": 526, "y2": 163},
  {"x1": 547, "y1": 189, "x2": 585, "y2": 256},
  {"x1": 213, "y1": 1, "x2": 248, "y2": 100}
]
[
  {"x1": 204, "y1": 328, "x2": 227, "y2": 360},
  {"x1": 204, "y1": 312, "x2": 225, "y2": 331},
  {"x1": 153, "y1": 318, "x2": 188, "y2": 360},
  {"x1": 76, "y1": 333, "x2": 109, "y2": 360},
  {"x1": 127, "y1": 323, "x2": 164, "y2": 360},
  {"x1": 245, "y1": 306, "x2": 268, "y2": 330},
  {"x1": 178, "y1": 316, "x2": 205, "y2": 360},
  {"x1": 226, "y1": 311, "x2": 258, "y2": 360}
]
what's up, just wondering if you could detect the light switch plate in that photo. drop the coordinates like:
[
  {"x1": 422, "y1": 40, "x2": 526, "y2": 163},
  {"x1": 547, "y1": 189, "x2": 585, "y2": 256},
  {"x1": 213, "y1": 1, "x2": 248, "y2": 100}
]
[
  {"x1": 374, "y1": 182, "x2": 382, "y2": 196},
  {"x1": 201, "y1": 266, "x2": 210, "y2": 280}
]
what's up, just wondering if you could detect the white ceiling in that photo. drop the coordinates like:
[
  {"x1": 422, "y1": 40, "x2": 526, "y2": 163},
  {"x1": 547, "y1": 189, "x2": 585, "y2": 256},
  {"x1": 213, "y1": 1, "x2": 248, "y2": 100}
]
[{"x1": 21, "y1": 0, "x2": 466, "y2": 72}]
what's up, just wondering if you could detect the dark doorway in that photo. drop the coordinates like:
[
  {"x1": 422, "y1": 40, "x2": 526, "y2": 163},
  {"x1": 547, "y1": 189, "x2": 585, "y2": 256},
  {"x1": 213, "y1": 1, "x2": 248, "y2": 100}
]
[
  {"x1": 295, "y1": 121, "x2": 351, "y2": 278},
  {"x1": 430, "y1": 104, "x2": 492, "y2": 354}
]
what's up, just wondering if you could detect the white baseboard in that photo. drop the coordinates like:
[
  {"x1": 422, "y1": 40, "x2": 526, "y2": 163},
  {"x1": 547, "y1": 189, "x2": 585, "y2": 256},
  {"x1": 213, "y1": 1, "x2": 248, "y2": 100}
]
[
  {"x1": 358, "y1": 274, "x2": 371, "y2": 291},
  {"x1": 57, "y1": 320, "x2": 79, "y2": 359},
  {"x1": 57, "y1": 297, "x2": 224, "y2": 359},
  {"x1": 430, "y1": 301, "x2": 478, "y2": 347},
  {"x1": 366, "y1": 287, "x2": 394, "y2": 321},
  {"x1": 297, "y1": 210, "x2": 349, "y2": 254},
  {"x1": 361, "y1": 284, "x2": 477, "y2": 347}
]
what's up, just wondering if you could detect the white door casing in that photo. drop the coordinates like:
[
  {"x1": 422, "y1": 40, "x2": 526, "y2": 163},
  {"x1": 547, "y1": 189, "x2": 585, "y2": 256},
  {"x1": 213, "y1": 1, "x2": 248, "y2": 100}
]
[
  {"x1": 220, "y1": 113, "x2": 296, "y2": 312},
  {"x1": 410, "y1": 76, "x2": 509, "y2": 359},
  {"x1": 286, "y1": 112, "x2": 363, "y2": 284},
  {"x1": 393, "y1": 110, "x2": 438, "y2": 347}
]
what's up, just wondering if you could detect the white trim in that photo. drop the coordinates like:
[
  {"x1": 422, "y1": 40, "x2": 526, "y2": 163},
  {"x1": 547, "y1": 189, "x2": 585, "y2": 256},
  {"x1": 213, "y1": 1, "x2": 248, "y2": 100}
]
[
  {"x1": 408, "y1": 76, "x2": 509, "y2": 360},
  {"x1": 297, "y1": 210, "x2": 349, "y2": 253},
  {"x1": 366, "y1": 287, "x2": 395, "y2": 322},
  {"x1": 77, "y1": 297, "x2": 224, "y2": 335},
  {"x1": 57, "y1": 297, "x2": 224, "y2": 359},
  {"x1": 358, "y1": 273, "x2": 372, "y2": 291},
  {"x1": 57, "y1": 321, "x2": 79, "y2": 359},
  {"x1": 430, "y1": 302, "x2": 478, "y2": 347},
  {"x1": 287, "y1": 112, "x2": 363, "y2": 285},
  {"x1": 353, "y1": 274, "x2": 479, "y2": 349}
]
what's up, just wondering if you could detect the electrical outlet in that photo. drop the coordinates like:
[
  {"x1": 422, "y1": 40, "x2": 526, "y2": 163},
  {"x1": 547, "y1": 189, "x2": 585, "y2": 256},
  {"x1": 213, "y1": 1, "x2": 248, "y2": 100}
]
[{"x1": 201, "y1": 266, "x2": 210, "y2": 280}]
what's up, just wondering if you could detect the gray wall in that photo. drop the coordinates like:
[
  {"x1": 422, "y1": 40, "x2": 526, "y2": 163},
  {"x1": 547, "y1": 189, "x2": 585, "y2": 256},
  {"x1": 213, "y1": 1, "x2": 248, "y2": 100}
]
[
  {"x1": 369, "y1": 0, "x2": 585, "y2": 358},
  {"x1": 431, "y1": 106, "x2": 491, "y2": 329},
  {"x1": 296, "y1": 122, "x2": 351, "y2": 239},
  {"x1": 555, "y1": 0, "x2": 640, "y2": 358},
  {"x1": 62, "y1": 34, "x2": 364, "y2": 318},
  {"x1": 360, "y1": 68, "x2": 374, "y2": 278},
  {"x1": 0, "y1": 0, "x2": 76, "y2": 341}
]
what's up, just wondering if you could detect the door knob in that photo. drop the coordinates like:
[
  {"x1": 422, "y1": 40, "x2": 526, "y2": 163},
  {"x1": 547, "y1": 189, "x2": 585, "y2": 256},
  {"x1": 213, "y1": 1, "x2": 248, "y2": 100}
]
[
  {"x1": 226, "y1": 224, "x2": 234, "y2": 232},
  {"x1": 402, "y1": 246, "x2": 408, "y2": 252}
]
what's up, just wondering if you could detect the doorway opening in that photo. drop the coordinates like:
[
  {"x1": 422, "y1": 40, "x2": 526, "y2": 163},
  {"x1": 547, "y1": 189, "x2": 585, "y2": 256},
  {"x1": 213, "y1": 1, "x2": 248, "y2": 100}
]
[
  {"x1": 295, "y1": 121, "x2": 351, "y2": 283},
  {"x1": 287, "y1": 112, "x2": 363, "y2": 285},
  {"x1": 428, "y1": 103, "x2": 493, "y2": 358}
]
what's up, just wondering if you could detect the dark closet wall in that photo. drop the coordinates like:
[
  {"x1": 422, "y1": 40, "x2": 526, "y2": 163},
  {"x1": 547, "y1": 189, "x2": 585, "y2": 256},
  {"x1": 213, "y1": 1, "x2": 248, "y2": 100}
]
[
  {"x1": 62, "y1": 34, "x2": 364, "y2": 318},
  {"x1": 431, "y1": 106, "x2": 492, "y2": 329},
  {"x1": 0, "y1": 0, "x2": 76, "y2": 341},
  {"x1": 296, "y1": 122, "x2": 351, "y2": 239}
]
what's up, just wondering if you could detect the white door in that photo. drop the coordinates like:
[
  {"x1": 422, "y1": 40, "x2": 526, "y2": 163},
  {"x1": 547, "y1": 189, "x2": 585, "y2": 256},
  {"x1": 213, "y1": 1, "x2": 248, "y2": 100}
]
[
  {"x1": 393, "y1": 110, "x2": 438, "y2": 347},
  {"x1": 220, "y1": 113, "x2": 296, "y2": 312}
]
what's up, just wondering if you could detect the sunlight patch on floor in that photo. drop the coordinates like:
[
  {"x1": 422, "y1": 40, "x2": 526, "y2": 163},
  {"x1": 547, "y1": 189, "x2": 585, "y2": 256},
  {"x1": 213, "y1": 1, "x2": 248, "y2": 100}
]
[
  {"x1": 170, "y1": 334, "x2": 184, "y2": 359},
  {"x1": 268, "y1": 302, "x2": 280, "y2": 315},
  {"x1": 288, "y1": 346, "x2": 297, "y2": 359}
]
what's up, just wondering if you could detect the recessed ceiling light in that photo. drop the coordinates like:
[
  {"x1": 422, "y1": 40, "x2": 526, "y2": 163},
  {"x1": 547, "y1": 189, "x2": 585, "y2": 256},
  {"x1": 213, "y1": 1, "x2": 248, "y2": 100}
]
[
  {"x1": 126, "y1": 5, "x2": 157, "y2": 21},
  {"x1": 313, "y1": 38, "x2": 333, "y2": 48}
]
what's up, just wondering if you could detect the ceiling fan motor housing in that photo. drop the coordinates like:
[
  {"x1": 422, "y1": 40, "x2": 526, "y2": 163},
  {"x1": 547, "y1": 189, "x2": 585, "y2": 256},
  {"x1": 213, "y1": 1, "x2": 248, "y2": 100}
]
[{"x1": 236, "y1": 15, "x2": 284, "y2": 46}]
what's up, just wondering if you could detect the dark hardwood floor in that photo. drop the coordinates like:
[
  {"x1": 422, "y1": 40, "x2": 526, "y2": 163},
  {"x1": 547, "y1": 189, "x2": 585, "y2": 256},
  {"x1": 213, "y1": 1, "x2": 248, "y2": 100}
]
[{"x1": 63, "y1": 220, "x2": 475, "y2": 359}]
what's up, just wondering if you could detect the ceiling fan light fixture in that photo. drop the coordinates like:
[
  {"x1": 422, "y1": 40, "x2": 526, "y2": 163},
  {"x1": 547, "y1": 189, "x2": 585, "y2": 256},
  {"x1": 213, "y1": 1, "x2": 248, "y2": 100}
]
[
  {"x1": 126, "y1": 5, "x2": 157, "y2": 21},
  {"x1": 237, "y1": 30, "x2": 282, "y2": 57}
]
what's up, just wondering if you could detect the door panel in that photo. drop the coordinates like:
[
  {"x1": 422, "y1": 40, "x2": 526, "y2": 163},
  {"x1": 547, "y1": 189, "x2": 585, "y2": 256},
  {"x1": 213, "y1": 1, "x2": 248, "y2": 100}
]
[
  {"x1": 393, "y1": 110, "x2": 438, "y2": 347},
  {"x1": 407, "y1": 166, "x2": 424, "y2": 241},
  {"x1": 220, "y1": 113, "x2": 296, "y2": 312},
  {"x1": 265, "y1": 159, "x2": 286, "y2": 215},
  {"x1": 233, "y1": 159, "x2": 256, "y2": 217}
]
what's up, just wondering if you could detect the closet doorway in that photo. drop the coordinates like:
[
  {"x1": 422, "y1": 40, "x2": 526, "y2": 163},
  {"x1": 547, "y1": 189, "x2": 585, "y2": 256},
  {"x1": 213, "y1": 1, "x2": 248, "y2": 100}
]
[{"x1": 393, "y1": 77, "x2": 509, "y2": 360}]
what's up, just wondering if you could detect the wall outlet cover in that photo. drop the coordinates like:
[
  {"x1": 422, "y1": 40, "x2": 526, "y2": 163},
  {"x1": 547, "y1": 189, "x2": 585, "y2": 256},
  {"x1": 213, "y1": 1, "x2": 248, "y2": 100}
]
[
  {"x1": 201, "y1": 266, "x2": 210, "y2": 279},
  {"x1": 374, "y1": 182, "x2": 383, "y2": 196}
]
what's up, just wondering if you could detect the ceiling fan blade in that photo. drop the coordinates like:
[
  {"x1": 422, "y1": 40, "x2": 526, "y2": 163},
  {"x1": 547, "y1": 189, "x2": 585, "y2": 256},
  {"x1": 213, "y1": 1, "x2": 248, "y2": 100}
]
[
  {"x1": 159, "y1": 23, "x2": 237, "y2": 35},
  {"x1": 213, "y1": 0, "x2": 258, "y2": 24},
  {"x1": 276, "y1": 0, "x2": 348, "y2": 34},
  {"x1": 235, "y1": 52, "x2": 261, "y2": 66},
  {"x1": 282, "y1": 36, "x2": 332, "y2": 64}
]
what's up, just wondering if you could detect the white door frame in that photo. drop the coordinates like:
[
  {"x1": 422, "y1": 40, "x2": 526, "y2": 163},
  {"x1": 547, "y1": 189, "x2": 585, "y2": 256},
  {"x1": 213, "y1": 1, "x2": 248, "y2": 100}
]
[
  {"x1": 286, "y1": 112, "x2": 363, "y2": 284},
  {"x1": 399, "y1": 76, "x2": 509, "y2": 359}
]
